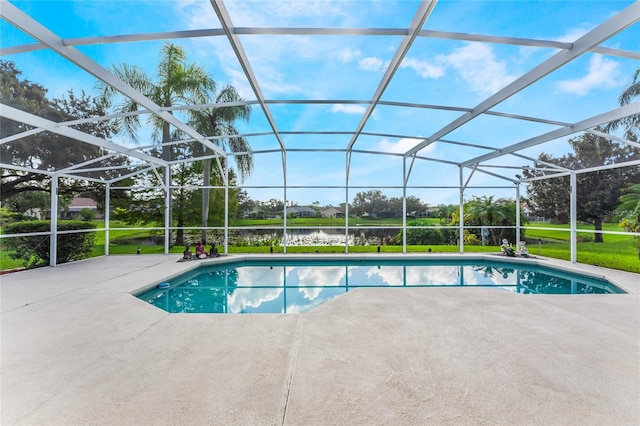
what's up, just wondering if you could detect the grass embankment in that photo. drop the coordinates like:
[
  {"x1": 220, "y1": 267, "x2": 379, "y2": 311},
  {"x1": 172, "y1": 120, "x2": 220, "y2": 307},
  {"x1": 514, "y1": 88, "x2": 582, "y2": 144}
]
[
  {"x1": 524, "y1": 222, "x2": 639, "y2": 273},
  {"x1": 1, "y1": 220, "x2": 638, "y2": 273}
]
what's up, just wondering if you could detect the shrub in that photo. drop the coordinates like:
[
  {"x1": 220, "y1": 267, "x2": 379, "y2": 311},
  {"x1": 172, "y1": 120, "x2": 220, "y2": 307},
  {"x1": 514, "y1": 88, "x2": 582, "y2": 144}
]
[
  {"x1": 77, "y1": 208, "x2": 96, "y2": 222},
  {"x1": 398, "y1": 221, "x2": 445, "y2": 245},
  {"x1": 463, "y1": 230, "x2": 482, "y2": 246},
  {"x1": 3, "y1": 220, "x2": 97, "y2": 268},
  {"x1": 0, "y1": 207, "x2": 32, "y2": 225},
  {"x1": 576, "y1": 234, "x2": 594, "y2": 243}
]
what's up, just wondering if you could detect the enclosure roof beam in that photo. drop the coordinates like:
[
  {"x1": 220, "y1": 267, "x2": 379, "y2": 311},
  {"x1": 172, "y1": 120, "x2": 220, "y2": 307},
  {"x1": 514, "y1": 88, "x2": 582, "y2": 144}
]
[
  {"x1": 0, "y1": 1, "x2": 227, "y2": 159},
  {"x1": 67, "y1": 164, "x2": 139, "y2": 174},
  {"x1": 4, "y1": 26, "x2": 638, "y2": 61},
  {"x1": 473, "y1": 167, "x2": 519, "y2": 184},
  {"x1": 520, "y1": 159, "x2": 640, "y2": 183},
  {"x1": 58, "y1": 153, "x2": 119, "y2": 173},
  {"x1": 173, "y1": 99, "x2": 573, "y2": 127},
  {"x1": 404, "y1": 1, "x2": 640, "y2": 158},
  {"x1": 461, "y1": 102, "x2": 639, "y2": 167},
  {"x1": 462, "y1": 164, "x2": 478, "y2": 192},
  {"x1": 55, "y1": 173, "x2": 109, "y2": 184},
  {"x1": 586, "y1": 129, "x2": 640, "y2": 150},
  {"x1": 209, "y1": 0, "x2": 286, "y2": 153},
  {"x1": 107, "y1": 166, "x2": 157, "y2": 185},
  {"x1": 574, "y1": 159, "x2": 640, "y2": 175},
  {"x1": 0, "y1": 128, "x2": 45, "y2": 145},
  {"x1": 346, "y1": 0, "x2": 438, "y2": 152},
  {"x1": 511, "y1": 153, "x2": 573, "y2": 172},
  {"x1": 0, "y1": 162, "x2": 55, "y2": 176},
  {"x1": 0, "y1": 104, "x2": 167, "y2": 167},
  {"x1": 75, "y1": 98, "x2": 570, "y2": 130}
]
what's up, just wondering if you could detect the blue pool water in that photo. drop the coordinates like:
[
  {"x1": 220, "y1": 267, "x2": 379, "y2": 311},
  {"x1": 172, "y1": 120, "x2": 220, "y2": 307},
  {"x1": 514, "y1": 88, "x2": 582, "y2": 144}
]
[{"x1": 136, "y1": 259, "x2": 624, "y2": 314}]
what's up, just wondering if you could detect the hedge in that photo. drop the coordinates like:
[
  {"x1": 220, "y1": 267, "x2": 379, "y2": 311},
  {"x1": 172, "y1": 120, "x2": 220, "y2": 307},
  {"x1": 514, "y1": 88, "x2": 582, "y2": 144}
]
[{"x1": 3, "y1": 220, "x2": 97, "y2": 268}]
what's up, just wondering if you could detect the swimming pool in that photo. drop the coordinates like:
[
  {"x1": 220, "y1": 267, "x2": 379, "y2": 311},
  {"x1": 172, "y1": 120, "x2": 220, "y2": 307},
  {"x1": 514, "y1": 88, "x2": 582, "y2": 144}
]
[{"x1": 136, "y1": 257, "x2": 625, "y2": 314}]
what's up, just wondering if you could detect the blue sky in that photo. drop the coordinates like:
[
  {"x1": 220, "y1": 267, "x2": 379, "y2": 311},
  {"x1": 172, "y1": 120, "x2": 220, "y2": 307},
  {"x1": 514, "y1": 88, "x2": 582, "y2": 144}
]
[{"x1": 2, "y1": 0, "x2": 639, "y2": 206}]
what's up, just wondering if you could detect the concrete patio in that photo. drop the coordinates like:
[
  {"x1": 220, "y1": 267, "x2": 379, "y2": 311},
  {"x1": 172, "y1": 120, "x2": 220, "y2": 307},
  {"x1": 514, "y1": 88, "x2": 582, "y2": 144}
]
[{"x1": 1, "y1": 254, "x2": 638, "y2": 425}]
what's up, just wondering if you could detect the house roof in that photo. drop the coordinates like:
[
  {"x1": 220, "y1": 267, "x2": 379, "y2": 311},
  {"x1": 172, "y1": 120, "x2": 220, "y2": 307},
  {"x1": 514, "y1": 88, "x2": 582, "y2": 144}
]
[{"x1": 70, "y1": 198, "x2": 98, "y2": 208}]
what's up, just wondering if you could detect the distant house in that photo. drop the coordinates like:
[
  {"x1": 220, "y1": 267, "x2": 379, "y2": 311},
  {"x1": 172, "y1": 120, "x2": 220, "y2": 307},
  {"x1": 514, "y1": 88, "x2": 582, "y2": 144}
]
[
  {"x1": 287, "y1": 206, "x2": 317, "y2": 218},
  {"x1": 407, "y1": 207, "x2": 438, "y2": 219},
  {"x1": 242, "y1": 207, "x2": 262, "y2": 219},
  {"x1": 321, "y1": 207, "x2": 344, "y2": 218},
  {"x1": 66, "y1": 197, "x2": 102, "y2": 219},
  {"x1": 46, "y1": 197, "x2": 102, "y2": 219}
]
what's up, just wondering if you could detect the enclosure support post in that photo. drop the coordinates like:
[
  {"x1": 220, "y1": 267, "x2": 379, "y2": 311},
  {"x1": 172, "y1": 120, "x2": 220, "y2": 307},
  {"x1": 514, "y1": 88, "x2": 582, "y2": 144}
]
[
  {"x1": 49, "y1": 175, "x2": 58, "y2": 267},
  {"x1": 515, "y1": 183, "x2": 521, "y2": 246},
  {"x1": 224, "y1": 160, "x2": 229, "y2": 254},
  {"x1": 164, "y1": 166, "x2": 170, "y2": 255},
  {"x1": 105, "y1": 182, "x2": 110, "y2": 256},
  {"x1": 282, "y1": 151, "x2": 287, "y2": 254},
  {"x1": 570, "y1": 172, "x2": 577, "y2": 263},
  {"x1": 402, "y1": 158, "x2": 407, "y2": 254},
  {"x1": 345, "y1": 152, "x2": 351, "y2": 254},
  {"x1": 458, "y1": 166, "x2": 464, "y2": 254}
]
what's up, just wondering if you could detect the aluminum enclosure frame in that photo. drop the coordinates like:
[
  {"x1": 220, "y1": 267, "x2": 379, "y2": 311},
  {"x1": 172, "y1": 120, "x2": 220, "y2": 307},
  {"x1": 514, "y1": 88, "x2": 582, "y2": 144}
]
[{"x1": 1, "y1": 0, "x2": 639, "y2": 265}]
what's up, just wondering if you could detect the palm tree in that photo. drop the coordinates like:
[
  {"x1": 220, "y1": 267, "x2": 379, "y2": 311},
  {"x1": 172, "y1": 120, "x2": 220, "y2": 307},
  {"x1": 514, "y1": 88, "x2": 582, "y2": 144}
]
[
  {"x1": 618, "y1": 184, "x2": 640, "y2": 255},
  {"x1": 605, "y1": 68, "x2": 639, "y2": 137},
  {"x1": 98, "y1": 42, "x2": 216, "y2": 245},
  {"x1": 189, "y1": 85, "x2": 252, "y2": 244},
  {"x1": 464, "y1": 196, "x2": 518, "y2": 245},
  {"x1": 618, "y1": 183, "x2": 640, "y2": 227},
  {"x1": 465, "y1": 196, "x2": 499, "y2": 245}
]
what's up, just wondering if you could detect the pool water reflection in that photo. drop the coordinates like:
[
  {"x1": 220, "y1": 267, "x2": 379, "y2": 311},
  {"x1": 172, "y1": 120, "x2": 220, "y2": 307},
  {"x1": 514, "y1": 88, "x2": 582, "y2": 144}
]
[{"x1": 137, "y1": 259, "x2": 624, "y2": 314}]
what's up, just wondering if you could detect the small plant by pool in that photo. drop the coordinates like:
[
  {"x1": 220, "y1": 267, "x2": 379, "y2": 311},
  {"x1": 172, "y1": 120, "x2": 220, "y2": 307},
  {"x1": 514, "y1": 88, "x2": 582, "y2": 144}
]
[{"x1": 136, "y1": 258, "x2": 624, "y2": 314}]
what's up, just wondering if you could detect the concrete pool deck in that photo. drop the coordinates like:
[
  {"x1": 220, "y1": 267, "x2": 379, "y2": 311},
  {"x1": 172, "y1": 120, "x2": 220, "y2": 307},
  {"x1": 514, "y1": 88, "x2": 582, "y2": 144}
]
[{"x1": 1, "y1": 253, "x2": 638, "y2": 425}]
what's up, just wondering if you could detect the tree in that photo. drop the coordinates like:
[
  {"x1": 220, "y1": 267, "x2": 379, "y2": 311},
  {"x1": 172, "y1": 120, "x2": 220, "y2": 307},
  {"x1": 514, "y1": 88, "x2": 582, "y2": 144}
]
[
  {"x1": 434, "y1": 204, "x2": 456, "y2": 224},
  {"x1": 462, "y1": 196, "x2": 523, "y2": 245},
  {"x1": 2, "y1": 190, "x2": 50, "y2": 218},
  {"x1": 115, "y1": 142, "x2": 244, "y2": 245},
  {"x1": 525, "y1": 70, "x2": 640, "y2": 242},
  {"x1": 1, "y1": 60, "x2": 65, "y2": 197},
  {"x1": 617, "y1": 183, "x2": 640, "y2": 253},
  {"x1": 605, "y1": 68, "x2": 639, "y2": 139},
  {"x1": 189, "y1": 84, "x2": 252, "y2": 243},
  {"x1": 352, "y1": 190, "x2": 389, "y2": 217},
  {"x1": 236, "y1": 189, "x2": 256, "y2": 219},
  {"x1": 1, "y1": 61, "x2": 123, "y2": 201},
  {"x1": 617, "y1": 183, "x2": 640, "y2": 222},
  {"x1": 389, "y1": 195, "x2": 426, "y2": 217},
  {"x1": 523, "y1": 131, "x2": 640, "y2": 242},
  {"x1": 98, "y1": 42, "x2": 216, "y2": 245}
]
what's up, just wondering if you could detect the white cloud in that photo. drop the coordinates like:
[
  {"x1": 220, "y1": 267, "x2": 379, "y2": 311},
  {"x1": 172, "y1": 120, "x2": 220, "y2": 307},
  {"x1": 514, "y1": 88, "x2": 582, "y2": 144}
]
[
  {"x1": 175, "y1": 2, "x2": 344, "y2": 100},
  {"x1": 555, "y1": 55, "x2": 621, "y2": 96},
  {"x1": 227, "y1": 287, "x2": 283, "y2": 313},
  {"x1": 437, "y1": 42, "x2": 518, "y2": 96},
  {"x1": 400, "y1": 57, "x2": 445, "y2": 79},
  {"x1": 359, "y1": 56, "x2": 384, "y2": 71},
  {"x1": 376, "y1": 137, "x2": 434, "y2": 154},
  {"x1": 339, "y1": 47, "x2": 362, "y2": 63},
  {"x1": 332, "y1": 104, "x2": 366, "y2": 114},
  {"x1": 295, "y1": 266, "x2": 346, "y2": 290},
  {"x1": 556, "y1": 26, "x2": 591, "y2": 43}
]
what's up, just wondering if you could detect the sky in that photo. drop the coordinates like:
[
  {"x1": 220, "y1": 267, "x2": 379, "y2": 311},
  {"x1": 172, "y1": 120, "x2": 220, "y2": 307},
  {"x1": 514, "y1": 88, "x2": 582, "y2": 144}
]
[{"x1": 2, "y1": 0, "x2": 639, "y2": 207}]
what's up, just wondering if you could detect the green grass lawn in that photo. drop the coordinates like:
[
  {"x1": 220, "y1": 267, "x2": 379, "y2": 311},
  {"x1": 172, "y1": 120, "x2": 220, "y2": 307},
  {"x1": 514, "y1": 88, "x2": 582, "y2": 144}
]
[
  {"x1": 2, "y1": 220, "x2": 638, "y2": 274},
  {"x1": 524, "y1": 221, "x2": 629, "y2": 241}
]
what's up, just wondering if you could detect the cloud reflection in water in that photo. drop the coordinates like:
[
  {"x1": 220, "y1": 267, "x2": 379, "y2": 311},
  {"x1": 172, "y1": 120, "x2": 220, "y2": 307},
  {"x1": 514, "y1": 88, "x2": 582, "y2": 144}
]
[{"x1": 138, "y1": 260, "x2": 622, "y2": 314}]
